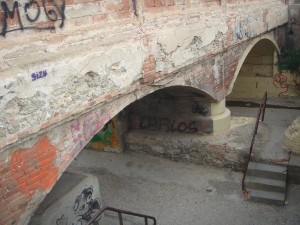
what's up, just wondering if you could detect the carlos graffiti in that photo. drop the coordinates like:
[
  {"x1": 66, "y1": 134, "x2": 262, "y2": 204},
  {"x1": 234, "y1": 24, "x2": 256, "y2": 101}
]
[
  {"x1": 1, "y1": 0, "x2": 65, "y2": 36},
  {"x1": 139, "y1": 116, "x2": 198, "y2": 133},
  {"x1": 56, "y1": 187, "x2": 101, "y2": 225}
]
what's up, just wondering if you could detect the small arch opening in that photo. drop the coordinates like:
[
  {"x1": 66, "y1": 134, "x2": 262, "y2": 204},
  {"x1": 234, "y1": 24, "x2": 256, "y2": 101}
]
[{"x1": 228, "y1": 38, "x2": 280, "y2": 99}]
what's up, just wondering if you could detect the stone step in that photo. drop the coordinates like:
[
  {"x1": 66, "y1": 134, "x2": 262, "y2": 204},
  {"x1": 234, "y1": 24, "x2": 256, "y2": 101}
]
[
  {"x1": 247, "y1": 162, "x2": 287, "y2": 180},
  {"x1": 244, "y1": 176, "x2": 286, "y2": 192},
  {"x1": 247, "y1": 188, "x2": 286, "y2": 206}
]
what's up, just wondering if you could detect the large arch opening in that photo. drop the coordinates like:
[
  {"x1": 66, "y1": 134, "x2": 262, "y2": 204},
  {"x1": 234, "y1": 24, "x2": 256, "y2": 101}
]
[
  {"x1": 28, "y1": 81, "x2": 300, "y2": 225},
  {"x1": 29, "y1": 85, "x2": 234, "y2": 225},
  {"x1": 228, "y1": 37, "x2": 281, "y2": 99}
]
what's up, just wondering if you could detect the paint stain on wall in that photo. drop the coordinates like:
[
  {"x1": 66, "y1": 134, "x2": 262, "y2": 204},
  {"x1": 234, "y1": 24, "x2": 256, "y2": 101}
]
[{"x1": 10, "y1": 136, "x2": 58, "y2": 196}]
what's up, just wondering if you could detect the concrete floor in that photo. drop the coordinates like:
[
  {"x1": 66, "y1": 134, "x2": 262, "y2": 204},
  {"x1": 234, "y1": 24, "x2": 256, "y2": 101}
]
[
  {"x1": 229, "y1": 106, "x2": 300, "y2": 163},
  {"x1": 29, "y1": 99, "x2": 300, "y2": 225},
  {"x1": 65, "y1": 105, "x2": 300, "y2": 225},
  {"x1": 68, "y1": 149, "x2": 300, "y2": 225}
]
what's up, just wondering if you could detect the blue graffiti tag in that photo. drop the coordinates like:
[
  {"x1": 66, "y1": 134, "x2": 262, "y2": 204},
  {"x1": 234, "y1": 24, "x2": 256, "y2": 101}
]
[{"x1": 31, "y1": 70, "x2": 47, "y2": 81}]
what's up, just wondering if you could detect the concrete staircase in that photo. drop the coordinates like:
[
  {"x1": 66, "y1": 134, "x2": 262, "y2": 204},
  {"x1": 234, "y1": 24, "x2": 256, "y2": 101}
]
[{"x1": 244, "y1": 161, "x2": 287, "y2": 205}]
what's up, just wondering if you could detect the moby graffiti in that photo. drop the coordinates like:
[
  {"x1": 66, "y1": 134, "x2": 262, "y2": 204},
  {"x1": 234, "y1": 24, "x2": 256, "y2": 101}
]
[{"x1": 1, "y1": 0, "x2": 65, "y2": 37}]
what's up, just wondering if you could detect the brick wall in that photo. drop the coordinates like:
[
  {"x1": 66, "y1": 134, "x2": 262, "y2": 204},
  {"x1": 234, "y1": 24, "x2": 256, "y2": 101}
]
[
  {"x1": 0, "y1": 37, "x2": 285, "y2": 225},
  {"x1": 0, "y1": 0, "x2": 133, "y2": 37},
  {"x1": 0, "y1": 0, "x2": 289, "y2": 224}
]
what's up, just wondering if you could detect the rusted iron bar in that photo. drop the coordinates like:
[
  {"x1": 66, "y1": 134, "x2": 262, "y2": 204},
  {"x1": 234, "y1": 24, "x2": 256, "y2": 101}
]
[
  {"x1": 86, "y1": 206, "x2": 157, "y2": 225},
  {"x1": 242, "y1": 92, "x2": 267, "y2": 192},
  {"x1": 118, "y1": 212, "x2": 123, "y2": 225}
]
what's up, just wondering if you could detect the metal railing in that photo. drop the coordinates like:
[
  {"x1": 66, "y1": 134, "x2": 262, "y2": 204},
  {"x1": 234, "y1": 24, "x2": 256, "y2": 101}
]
[
  {"x1": 242, "y1": 92, "x2": 268, "y2": 193},
  {"x1": 86, "y1": 206, "x2": 157, "y2": 225}
]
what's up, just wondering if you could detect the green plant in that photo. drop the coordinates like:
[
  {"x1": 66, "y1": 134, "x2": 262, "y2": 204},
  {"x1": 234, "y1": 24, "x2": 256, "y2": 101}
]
[{"x1": 278, "y1": 47, "x2": 300, "y2": 75}]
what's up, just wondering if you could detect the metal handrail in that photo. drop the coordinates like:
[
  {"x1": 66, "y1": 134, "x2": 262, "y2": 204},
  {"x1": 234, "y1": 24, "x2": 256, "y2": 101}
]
[
  {"x1": 242, "y1": 92, "x2": 268, "y2": 193},
  {"x1": 86, "y1": 206, "x2": 157, "y2": 225}
]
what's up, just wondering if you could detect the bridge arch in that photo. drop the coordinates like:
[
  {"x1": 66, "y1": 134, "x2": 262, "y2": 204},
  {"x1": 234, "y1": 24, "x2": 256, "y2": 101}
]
[
  {"x1": 228, "y1": 34, "x2": 280, "y2": 97},
  {"x1": 9, "y1": 83, "x2": 229, "y2": 224}
]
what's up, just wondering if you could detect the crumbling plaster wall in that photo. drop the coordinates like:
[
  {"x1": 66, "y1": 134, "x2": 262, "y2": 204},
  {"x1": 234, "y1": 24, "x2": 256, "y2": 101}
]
[
  {"x1": 0, "y1": 0, "x2": 288, "y2": 151},
  {"x1": 0, "y1": 0, "x2": 289, "y2": 224}
]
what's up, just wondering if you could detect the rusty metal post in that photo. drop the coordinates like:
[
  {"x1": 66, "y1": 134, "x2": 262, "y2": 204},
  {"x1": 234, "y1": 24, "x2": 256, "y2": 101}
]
[
  {"x1": 145, "y1": 217, "x2": 148, "y2": 225},
  {"x1": 118, "y1": 212, "x2": 124, "y2": 225},
  {"x1": 261, "y1": 92, "x2": 267, "y2": 121}
]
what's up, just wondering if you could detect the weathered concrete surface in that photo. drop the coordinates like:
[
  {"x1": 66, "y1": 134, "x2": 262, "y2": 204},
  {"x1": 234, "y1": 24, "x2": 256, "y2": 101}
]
[
  {"x1": 0, "y1": 1, "x2": 288, "y2": 151},
  {"x1": 125, "y1": 116, "x2": 268, "y2": 170},
  {"x1": 0, "y1": 1, "x2": 290, "y2": 224},
  {"x1": 125, "y1": 106, "x2": 299, "y2": 168},
  {"x1": 29, "y1": 172, "x2": 102, "y2": 225},
  {"x1": 284, "y1": 117, "x2": 300, "y2": 154},
  {"x1": 68, "y1": 150, "x2": 300, "y2": 225},
  {"x1": 288, "y1": 153, "x2": 300, "y2": 184},
  {"x1": 230, "y1": 107, "x2": 299, "y2": 165}
]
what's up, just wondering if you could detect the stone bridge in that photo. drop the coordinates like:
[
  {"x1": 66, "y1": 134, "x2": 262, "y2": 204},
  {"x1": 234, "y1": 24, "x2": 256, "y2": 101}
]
[{"x1": 0, "y1": 0, "x2": 289, "y2": 224}]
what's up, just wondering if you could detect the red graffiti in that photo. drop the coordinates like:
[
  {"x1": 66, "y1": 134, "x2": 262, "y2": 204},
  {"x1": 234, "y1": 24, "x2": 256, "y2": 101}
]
[
  {"x1": 10, "y1": 136, "x2": 58, "y2": 196},
  {"x1": 273, "y1": 73, "x2": 289, "y2": 97}
]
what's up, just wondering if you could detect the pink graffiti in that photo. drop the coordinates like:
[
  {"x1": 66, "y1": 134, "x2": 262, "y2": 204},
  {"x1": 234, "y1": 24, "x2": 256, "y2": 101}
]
[
  {"x1": 273, "y1": 73, "x2": 289, "y2": 97},
  {"x1": 70, "y1": 121, "x2": 84, "y2": 148},
  {"x1": 83, "y1": 111, "x2": 101, "y2": 141},
  {"x1": 69, "y1": 109, "x2": 111, "y2": 152}
]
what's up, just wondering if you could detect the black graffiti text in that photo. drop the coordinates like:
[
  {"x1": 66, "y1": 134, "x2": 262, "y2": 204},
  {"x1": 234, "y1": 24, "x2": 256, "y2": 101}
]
[
  {"x1": 139, "y1": 116, "x2": 198, "y2": 133},
  {"x1": 1, "y1": 0, "x2": 65, "y2": 37},
  {"x1": 191, "y1": 103, "x2": 210, "y2": 116}
]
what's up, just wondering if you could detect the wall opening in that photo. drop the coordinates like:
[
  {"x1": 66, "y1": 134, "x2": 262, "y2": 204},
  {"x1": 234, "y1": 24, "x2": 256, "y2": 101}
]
[
  {"x1": 228, "y1": 39, "x2": 280, "y2": 99},
  {"x1": 126, "y1": 86, "x2": 215, "y2": 135}
]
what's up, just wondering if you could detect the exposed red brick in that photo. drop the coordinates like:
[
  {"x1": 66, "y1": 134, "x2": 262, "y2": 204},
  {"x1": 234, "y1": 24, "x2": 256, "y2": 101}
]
[
  {"x1": 9, "y1": 136, "x2": 58, "y2": 196},
  {"x1": 92, "y1": 13, "x2": 108, "y2": 22},
  {"x1": 145, "y1": 0, "x2": 155, "y2": 7},
  {"x1": 117, "y1": 11, "x2": 131, "y2": 19}
]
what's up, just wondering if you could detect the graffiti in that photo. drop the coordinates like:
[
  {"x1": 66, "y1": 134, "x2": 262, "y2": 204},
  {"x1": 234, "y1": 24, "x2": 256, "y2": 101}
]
[
  {"x1": 190, "y1": 103, "x2": 209, "y2": 116},
  {"x1": 273, "y1": 73, "x2": 289, "y2": 96},
  {"x1": 70, "y1": 110, "x2": 111, "y2": 154},
  {"x1": 234, "y1": 21, "x2": 245, "y2": 40},
  {"x1": 1, "y1": 0, "x2": 65, "y2": 37},
  {"x1": 70, "y1": 120, "x2": 85, "y2": 150},
  {"x1": 73, "y1": 187, "x2": 101, "y2": 225},
  {"x1": 31, "y1": 70, "x2": 48, "y2": 81},
  {"x1": 89, "y1": 119, "x2": 120, "y2": 151},
  {"x1": 139, "y1": 116, "x2": 198, "y2": 133},
  {"x1": 91, "y1": 120, "x2": 113, "y2": 144},
  {"x1": 82, "y1": 111, "x2": 102, "y2": 141},
  {"x1": 255, "y1": 73, "x2": 268, "y2": 77},
  {"x1": 56, "y1": 187, "x2": 101, "y2": 225},
  {"x1": 56, "y1": 215, "x2": 68, "y2": 225}
]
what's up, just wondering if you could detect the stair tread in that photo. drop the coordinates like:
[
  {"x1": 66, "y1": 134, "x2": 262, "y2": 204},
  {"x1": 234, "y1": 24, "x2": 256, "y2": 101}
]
[
  {"x1": 247, "y1": 188, "x2": 285, "y2": 201},
  {"x1": 248, "y1": 162, "x2": 287, "y2": 173},
  {"x1": 245, "y1": 175, "x2": 286, "y2": 187}
]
